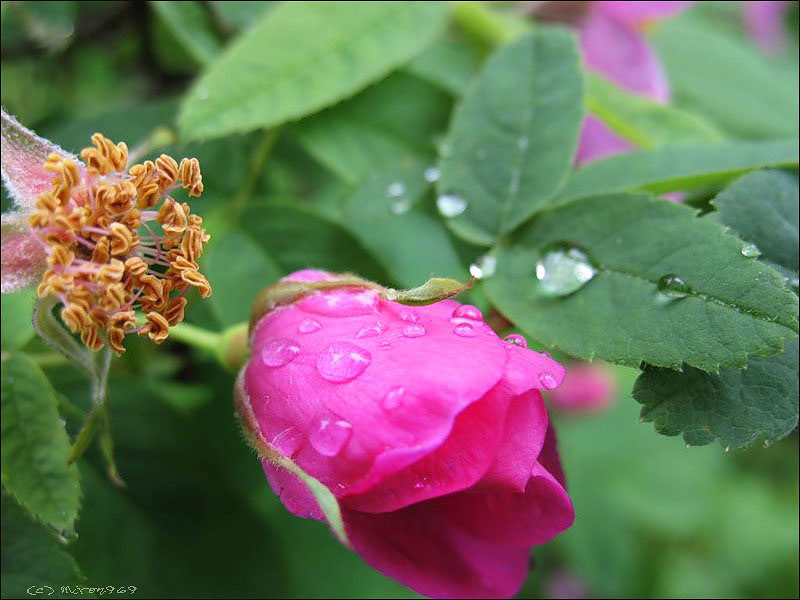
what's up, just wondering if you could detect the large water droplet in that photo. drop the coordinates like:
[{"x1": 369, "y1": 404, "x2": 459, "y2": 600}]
[
  {"x1": 535, "y1": 243, "x2": 597, "y2": 296},
  {"x1": 423, "y1": 166, "x2": 440, "y2": 183},
  {"x1": 309, "y1": 416, "x2": 353, "y2": 456},
  {"x1": 317, "y1": 342, "x2": 371, "y2": 383},
  {"x1": 437, "y1": 193, "x2": 467, "y2": 218},
  {"x1": 741, "y1": 243, "x2": 761, "y2": 258},
  {"x1": 539, "y1": 372, "x2": 559, "y2": 390},
  {"x1": 469, "y1": 254, "x2": 497, "y2": 279},
  {"x1": 452, "y1": 304, "x2": 483, "y2": 321},
  {"x1": 657, "y1": 274, "x2": 690, "y2": 299},
  {"x1": 355, "y1": 322, "x2": 387, "y2": 339},
  {"x1": 301, "y1": 289, "x2": 378, "y2": 317},
  {"x1": 271, "y1": 427, "x2": 304, "y2": 457},
  {"x1": 261, "y1": 338, "x2": 300, "y2": 367},
  {"x1": 453, "y1": 322, "x2": 476, "y2": 337},
  {"x1": 382, "y1": 386, "x2": 405, "y2": 410},
  {"x1": 298, "y1": 319, "x2": 322, "y2": 334},
  {"x1": 504, "y1": 334, "x2": 527, "y2": 348},
  {"x1": 386, "y1": 181, "x2": 405, "y2": 198},
  {"x1": 402, "y1": 324, "x2": 426, "y2": 338}
]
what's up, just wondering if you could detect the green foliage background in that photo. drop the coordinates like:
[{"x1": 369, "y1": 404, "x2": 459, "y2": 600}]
[{"x1": 1, "y1": 1, "x2": 798, "y2": 598}]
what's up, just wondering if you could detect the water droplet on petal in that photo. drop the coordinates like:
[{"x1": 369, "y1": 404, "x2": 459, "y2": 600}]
[
  {"x1": 271, "y1": 427, "x2": 304, "y2": 457},
  {"x1": 657, "y1": 274, "x2": 690, "y2": 299},
  {"x1": 437, "y1": 193, "x2": 467, "y2": 218},
  {"x1": 535, "y1": 243, "x2": 597, "y2": 296},
  {"x1": 379, "y1": 340, "x2": 391, "y2": 349},
  {"x1": 741, "y1": 243, "x2": 761, "y2": 258},
  {"x1": 316, "y1": 342, "x2": 371, "y2": 383},
  {"x1": 355, "y1": 322, "x2": 387, "y2": 339},
  {"x1": 423, "y1": 166, "x2": 440, "y2": 183},
  {"x1": 402, "y1": 324, "x2": 426, "y2": 338},
  {"x1": 261, "y1": 338, "x2": 300, "y2": 367},
  {"x1": 382, "y1": 386, "x2": 405, "y2": 410},
  {"x1": 386, "y1": 181, "x2": 405, "y2": 198},
  {"x1": 310, "y1": 417, "x2": 353, "y2": 456},
  {"x1": 413, "y1": 480, "x2": 426, "y2": 490},
  {"x1": 298, "y1": 318, "x2": 322, "y2": 334},
  {"x1": 301, "y1": 290, "x2": 379, "y2": 317},
  {"x1": 469, "y1": 254, "x2": 497, "y2": 279},
  {"x1": 453, "y1": 322, "x2": 476, "y2": 337},
  {"x1": 504, "y1": 334, "x2": 527, "y2": 348},
  {"x1": 452, "y1": 304, "x2": 483, "y2": 321},
  {"x1": 539, "y1": 372, "x2": 559, "y2": 390},
  {"x1": 400, "y1": 310, "x2": 418, "y2": 323}
]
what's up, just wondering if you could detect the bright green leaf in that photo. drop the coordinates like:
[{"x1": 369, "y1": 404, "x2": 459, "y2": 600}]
[
  {"x1": 555, "y1": 139, "x2": 799, "y2": 205},
  {"x1": 179, "y1": 1, "x2": 449, "y2": 140},
  {"x1": 151, "y1": 1, "x2": 221, "y2": 65},
  {"x1": 485, "y1": 193, "x2": 799, "y2": 371},
  {"x1": 633, "y1": 337, "x2": 799, "y2": 449},
  {"x1": 438, "y1": 28, "x2": 584, "y2": 245},
  {"x1": 203, "y1": 230, "x2": 283, "y2": 328},
  {"x1": 585, "y1": 72, "x2": 723, "y2": 148},
  {"x1": 1, "y1": 492, "x2": 85, "y2": 597},
  {"x1": 1, "y1": 352, "x2": 80, "y2": 532},
  {"x1": 711, "y1": 169, "x2": 799, "y2": 278},
  {"x1": 404, "y1": 39, "x2": 481, "y2": 96}
]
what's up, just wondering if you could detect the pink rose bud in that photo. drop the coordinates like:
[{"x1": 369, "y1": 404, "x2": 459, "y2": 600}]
[
  {"x1": 237, "y1": 270, "x2": 575, "y2": 599},
  {"x1": 546, "y1": 363, "x2": 617, "y2": 414}
]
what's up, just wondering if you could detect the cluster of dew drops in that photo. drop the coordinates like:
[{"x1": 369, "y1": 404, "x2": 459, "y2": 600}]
[{"x1": 258, "y1": 288, "x2": 558, "y2": 470}]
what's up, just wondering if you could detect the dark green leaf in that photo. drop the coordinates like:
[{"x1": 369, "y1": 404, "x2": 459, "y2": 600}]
[
  {"x1": 207, "y1": 1, "x2": 276, "y2": 33},
  {"x1": 585, "y1": 73, "x2": 723, "y2": 148},
  {"x1": 711, "y1": 170, "x2": 799, "y2": 277},
  {"x1": 485, "y1": 193, "x2": 799, "y2": 371},
  {"x1": 633, "y1": 338, "x2": 799, "y2": 448},
  {"x1": 179, "y1": 1, "x2": 449, "y2": 140},
  {"x1": 1, "y1": 491, "x2": 85, "y2": 597},
  {"x1": 1, "y1": 353, "x2": 80, "y2": 532},
  {"x1": 438, "y1": 29, "x2": 584, "y2": 245},
  {"x1": 342, "y1": 163, "x2": 467, "y2": 287},
  {"x1": 555, "y1": 139, "x2": 799, "y2": 205},
  {"x1": 203, "y1": 230, "x2": 283, "y2": 328},
  {"x1": 151, "y1": 2, "x2": 222, "y2": 66},
  {"x1": 653, "y1": 16, "x2": 799, "y2": 139}
]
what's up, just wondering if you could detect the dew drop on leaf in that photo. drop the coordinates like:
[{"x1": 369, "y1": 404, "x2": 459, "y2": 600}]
[{"x1": 534, "y1": 243, "x2": 597, "y2": 296}]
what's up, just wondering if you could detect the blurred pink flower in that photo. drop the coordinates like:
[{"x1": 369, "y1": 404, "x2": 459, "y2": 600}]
[
  {"x1": 743, "y1": 1, "x2": 792, "y2": 54},
  {"x1": 575, "y1": 1, "x2": 694, "y2": 164},
  {"x1": 546, "y1": 363, "x2": 617, "y2": 415},
  {"x1": 237, "y1": 269, "x2": 575, "y2": 599}
]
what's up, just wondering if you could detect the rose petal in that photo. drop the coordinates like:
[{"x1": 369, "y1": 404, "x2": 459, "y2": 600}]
[
  {"x1": 262, "y1": 460, "x2": 324, "y2": 521},
  {"x1": 344, "y1": 502, "x2": 530, "y2": 599},
  {"x1": 576, "y1": 115, "x2": 635, "y2": 165},
  {"x1": 1, "y1": 213, "x2": 46, "y2": 293},
  {"x1": 245, "y1": 292, "x2": 507, "y2": 500},
  {"x1": 597, "y1": 1, "x2": 695, "y2": 28},
  {"x1": 580, "y1": 9, "x2": 671, "y2": 102},
  {"x1": 743, "y1": 1, "x2": 791, "y2": 54}
]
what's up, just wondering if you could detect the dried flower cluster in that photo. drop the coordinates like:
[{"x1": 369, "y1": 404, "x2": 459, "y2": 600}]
[{"x1": 30, "y1": 133, "x2": 212, "y2": 354}]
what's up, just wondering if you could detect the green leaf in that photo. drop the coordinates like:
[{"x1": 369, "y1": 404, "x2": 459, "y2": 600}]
[
  {"x1": 203, "y1": 230, "x2": 283, "y2": 328},
  {"x1": 653, "y1": 16, "x2": 799, "y2": 139},
  {"x1": 1, "y1": 287, "x2": 35, "y2": 350},
  {"x1": 151, "y1": 1, "x2": 222, "y2": 66},
  {"x1": 555, "y1": 139, "x2": 800, "y2": 205},
  {"x1": 585, "y1": 72, "x2": 723, "y2": 148},
  {"x1": 241, "y1": 201, "x2": 388, "y2": 282},
  {"x1": 1, "y1": 491, "x2": 85, "y2": 598},
  {"x1": 1, "y1": 352, "x2": 80, "y2": 532},
  {"x1": 710, "y1": 170, "x2": 799, "y2": 278},
  {"x1": 438, "y1": 28, "x2": 584, "y2": 245},
  {"x1": 293, "y1": 72, "x2": 450, "y2": 184},
  {"x1": 179, "y1": 1, "x2": 449, "y2": 140},
  {"x1": 633, "y1": 337, "x2": 799, "y2": 449},
  {"x1": 342, "y1": 163, "x2": 467, "y2": 287},
  {"x1": 404, "y1": 39, "x2": 481, "y2": 96},
  {"x1": 484, "y1": 193, "x2": 799, "y2": 371}
]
